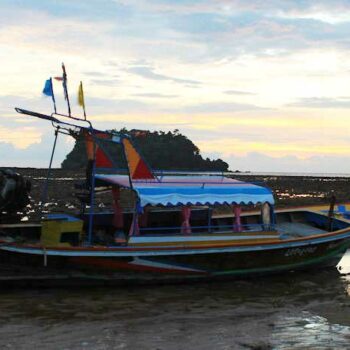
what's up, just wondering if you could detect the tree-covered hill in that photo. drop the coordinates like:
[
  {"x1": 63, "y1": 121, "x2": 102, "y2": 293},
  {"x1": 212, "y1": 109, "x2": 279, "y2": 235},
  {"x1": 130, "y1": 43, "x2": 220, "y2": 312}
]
[{"x1": 61, "y1": 128, "x2": 229, "y2": 172}]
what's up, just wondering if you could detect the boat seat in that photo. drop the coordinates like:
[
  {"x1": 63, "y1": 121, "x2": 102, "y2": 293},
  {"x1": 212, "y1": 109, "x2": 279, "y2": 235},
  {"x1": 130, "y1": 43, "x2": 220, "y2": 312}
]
[
  {"x1": 338, "y1": 205, "x2": 346, "y2": 213},
  {"x1": 41, "y1": 215, "x2": 83, "y2": 247}
]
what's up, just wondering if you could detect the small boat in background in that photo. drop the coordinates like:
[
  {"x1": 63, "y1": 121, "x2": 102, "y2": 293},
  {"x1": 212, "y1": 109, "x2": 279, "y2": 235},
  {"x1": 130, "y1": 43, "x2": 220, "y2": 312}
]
[{"x1": 337, "y1": 249, "x2": 350, "y2": 275}]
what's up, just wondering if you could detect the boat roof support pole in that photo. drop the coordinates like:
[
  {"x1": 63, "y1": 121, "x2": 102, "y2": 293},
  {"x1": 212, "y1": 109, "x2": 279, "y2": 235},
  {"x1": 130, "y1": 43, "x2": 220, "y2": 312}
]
[
  {"x1": 270, "y1": 204, "x2": 276, "y2": 227},
  {"x1": 121, "y1": 138, "x2": 133, "y2": 190},
  {"x1": 87, "y1": 136, "x2": 97, "y2": 245},
  {"x1": 181, "y1": 206, "x2": 192, "y2": 234},
  {"x1": 40, "y1": 127, "x2": 59, "y2": 214},
  {"x1": 129, "y1": 200, "x2": 140, "y2": 236},
  {"x1": 208, "y1": 206, "x2": 212, "y2": 233},
  {"x1": 233, "y1": 205, "x2": 242, "y2": 232}
]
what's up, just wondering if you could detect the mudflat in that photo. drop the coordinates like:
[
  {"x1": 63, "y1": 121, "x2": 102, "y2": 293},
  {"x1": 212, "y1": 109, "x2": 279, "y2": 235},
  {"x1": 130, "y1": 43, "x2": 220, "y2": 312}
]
[{"x1": 4, "y1": 168, "x2": 350, "y2": 217}]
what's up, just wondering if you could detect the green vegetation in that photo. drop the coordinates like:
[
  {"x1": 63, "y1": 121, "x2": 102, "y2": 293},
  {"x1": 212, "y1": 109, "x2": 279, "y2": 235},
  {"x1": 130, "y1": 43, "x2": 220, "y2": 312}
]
[{"x1": 61, "y1": 128, "x2": 229, "y2": 172}]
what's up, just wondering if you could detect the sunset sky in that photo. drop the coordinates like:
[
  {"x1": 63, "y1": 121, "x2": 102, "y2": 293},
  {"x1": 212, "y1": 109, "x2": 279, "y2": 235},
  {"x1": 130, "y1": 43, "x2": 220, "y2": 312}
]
[{"x1": 2, "y1": 0, "x2": 350, "y2": 173}]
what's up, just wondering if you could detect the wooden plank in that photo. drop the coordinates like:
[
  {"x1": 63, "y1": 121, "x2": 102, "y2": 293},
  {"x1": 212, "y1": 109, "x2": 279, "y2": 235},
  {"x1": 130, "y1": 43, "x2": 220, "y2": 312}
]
[{"x1": 0, "y1": 223, "x2": 41, "y2": 228}]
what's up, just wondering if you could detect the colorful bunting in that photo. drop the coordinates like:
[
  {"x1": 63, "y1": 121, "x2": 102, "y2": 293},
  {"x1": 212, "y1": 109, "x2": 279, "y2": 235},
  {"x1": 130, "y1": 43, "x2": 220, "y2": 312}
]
[{"x1": 84, "y1": 131, "x2": 153, "y2": 177}]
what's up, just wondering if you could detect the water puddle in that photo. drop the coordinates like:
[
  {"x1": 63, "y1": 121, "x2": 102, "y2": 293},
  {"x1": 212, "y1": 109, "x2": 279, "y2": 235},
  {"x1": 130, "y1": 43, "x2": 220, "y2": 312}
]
[{"x1": 272, "y1": 312, "x2": 350, "y2": 349}]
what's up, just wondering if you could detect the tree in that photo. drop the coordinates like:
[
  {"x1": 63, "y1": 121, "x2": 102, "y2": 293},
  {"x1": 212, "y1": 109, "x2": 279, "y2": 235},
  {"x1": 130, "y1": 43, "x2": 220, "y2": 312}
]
[{"x1": 61, "y1": 128, "x2": 229, "y2": 172}]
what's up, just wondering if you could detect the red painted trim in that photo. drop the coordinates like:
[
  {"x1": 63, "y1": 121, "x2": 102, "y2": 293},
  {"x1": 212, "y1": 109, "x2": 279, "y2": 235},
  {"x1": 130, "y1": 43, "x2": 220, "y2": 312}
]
[{"x1": 70, "y1": 257, "x2": 205, "y2": 274}]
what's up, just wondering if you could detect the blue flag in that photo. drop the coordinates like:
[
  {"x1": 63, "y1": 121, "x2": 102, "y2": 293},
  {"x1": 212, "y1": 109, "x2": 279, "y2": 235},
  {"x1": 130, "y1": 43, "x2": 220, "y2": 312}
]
[
  {"x1": 43, "y1": 78, "x2": 53, "y2": 97},
  {"x1": 42, "y1": 77, "x2": 57, "y2": 113}
]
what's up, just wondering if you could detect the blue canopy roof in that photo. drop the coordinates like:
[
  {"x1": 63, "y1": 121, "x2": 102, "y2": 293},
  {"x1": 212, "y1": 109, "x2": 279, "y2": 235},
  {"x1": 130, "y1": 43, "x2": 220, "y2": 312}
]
[{"x1": 95, "y1": 174, "x2": 274, "y2": 207}]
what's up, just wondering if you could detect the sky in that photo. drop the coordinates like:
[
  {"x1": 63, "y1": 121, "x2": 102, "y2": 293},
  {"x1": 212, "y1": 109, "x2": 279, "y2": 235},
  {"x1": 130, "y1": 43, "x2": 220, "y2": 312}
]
[{"x1": 2, "y1": 0, "x2": 350, "y2": 173}]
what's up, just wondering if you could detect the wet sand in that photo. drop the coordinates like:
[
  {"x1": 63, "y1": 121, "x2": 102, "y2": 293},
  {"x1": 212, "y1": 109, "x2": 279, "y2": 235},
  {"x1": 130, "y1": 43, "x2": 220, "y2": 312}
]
[{"x1": 0, "y1": 270, "x2": 349, "y2": 349}]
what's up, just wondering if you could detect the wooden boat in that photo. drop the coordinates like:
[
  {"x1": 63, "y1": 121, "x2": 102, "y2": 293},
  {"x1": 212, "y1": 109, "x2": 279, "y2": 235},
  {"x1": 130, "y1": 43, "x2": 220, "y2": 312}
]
[
  {"x1": 1, "y1": 201, "x2": 350, "y2": 284},
  {"x1": 1, "y1": 76, "x2": 350, "y2": 284}
]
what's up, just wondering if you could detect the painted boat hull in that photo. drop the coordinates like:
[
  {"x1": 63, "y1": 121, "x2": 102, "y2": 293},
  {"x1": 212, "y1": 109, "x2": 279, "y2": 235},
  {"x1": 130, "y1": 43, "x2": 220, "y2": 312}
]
[{"x1": 1, "y1": 230, "x2": 350, "y2": 285}]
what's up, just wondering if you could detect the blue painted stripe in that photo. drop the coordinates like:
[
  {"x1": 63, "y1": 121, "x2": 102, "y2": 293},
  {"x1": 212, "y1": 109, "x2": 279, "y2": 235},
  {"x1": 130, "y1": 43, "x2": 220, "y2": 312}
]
[
  {"x1": 129, "y1": 235, "x2": 278, "y2": 243},
  {"x1": 2, "y1": 231, "x2": 350, "y2": 257}
]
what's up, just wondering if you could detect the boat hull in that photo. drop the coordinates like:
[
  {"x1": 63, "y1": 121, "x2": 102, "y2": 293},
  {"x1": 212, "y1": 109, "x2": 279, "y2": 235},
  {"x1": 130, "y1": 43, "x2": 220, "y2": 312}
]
[{"x1": 1, "y1": 232, "x2": 349, "y2": 285}]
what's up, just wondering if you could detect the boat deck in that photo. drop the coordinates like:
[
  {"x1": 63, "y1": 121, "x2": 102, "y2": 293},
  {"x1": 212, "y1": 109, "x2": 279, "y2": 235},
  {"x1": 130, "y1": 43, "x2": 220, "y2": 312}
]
[{"x1": 276, "y1": 222, "x2": 327, "y2": 238}]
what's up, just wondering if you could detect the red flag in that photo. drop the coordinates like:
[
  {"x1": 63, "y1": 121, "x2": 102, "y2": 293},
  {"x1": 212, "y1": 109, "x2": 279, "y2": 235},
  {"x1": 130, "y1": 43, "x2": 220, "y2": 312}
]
[
  {"x1": 84, "y1": 132, "x2": 113, "y2": 168},
  {"x1": 95, "y1": 147, "x2": 113, "y2": 168},
  {"x1": 54, "y1": 76, "x2": 63, "y2": 81}
]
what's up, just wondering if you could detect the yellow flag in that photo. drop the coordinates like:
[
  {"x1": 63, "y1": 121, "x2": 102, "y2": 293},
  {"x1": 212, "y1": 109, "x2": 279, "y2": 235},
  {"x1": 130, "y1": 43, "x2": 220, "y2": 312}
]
[
  {"x1": 78, "y1": 81, "x2": 86, "y2": 119},
  {"x1": 78, "y1": 81, "x2": 85, "y2": 108}
]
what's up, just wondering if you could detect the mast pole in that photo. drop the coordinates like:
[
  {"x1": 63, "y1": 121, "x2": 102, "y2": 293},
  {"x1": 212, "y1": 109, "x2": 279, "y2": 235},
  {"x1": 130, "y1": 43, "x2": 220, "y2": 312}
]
[
  {"x1": 40, "y1": 127, "x2": 59, "y2": 213},
  {"x1": 62, "y1": 63, "x2": 71, "y2": 117}
]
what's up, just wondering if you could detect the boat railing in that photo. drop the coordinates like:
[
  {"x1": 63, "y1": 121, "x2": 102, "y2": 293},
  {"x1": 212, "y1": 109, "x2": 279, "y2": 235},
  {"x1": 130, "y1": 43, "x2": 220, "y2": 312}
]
[
  {"x1": 97, "y1": 169, "x2": 235, "y2": 177},
  {"x1": 138, "y1": 223, "x2": 275, "y2": 235},
  {"x1": 94, "y1": 169, "x2": 268, "y2": 187}
]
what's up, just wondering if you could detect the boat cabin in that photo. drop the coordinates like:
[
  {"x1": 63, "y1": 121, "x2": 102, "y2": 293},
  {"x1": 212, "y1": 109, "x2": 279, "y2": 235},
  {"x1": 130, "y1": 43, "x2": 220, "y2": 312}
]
[{"x1": 86, "y1": 174, "x2": 276, "y2": 243}]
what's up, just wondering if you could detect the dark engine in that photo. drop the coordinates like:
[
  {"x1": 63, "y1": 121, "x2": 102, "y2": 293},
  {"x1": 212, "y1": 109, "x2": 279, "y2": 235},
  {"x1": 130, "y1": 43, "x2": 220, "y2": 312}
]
[{"x1": 0, "y1": 169, "x2": 31, "y2": 213}]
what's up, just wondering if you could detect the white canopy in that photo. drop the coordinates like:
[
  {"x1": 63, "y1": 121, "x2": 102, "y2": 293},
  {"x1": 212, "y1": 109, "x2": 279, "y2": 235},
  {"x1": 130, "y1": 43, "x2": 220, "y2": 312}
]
[{"x1": 95, "y1": 174, "x2": 274, "y2": 207}]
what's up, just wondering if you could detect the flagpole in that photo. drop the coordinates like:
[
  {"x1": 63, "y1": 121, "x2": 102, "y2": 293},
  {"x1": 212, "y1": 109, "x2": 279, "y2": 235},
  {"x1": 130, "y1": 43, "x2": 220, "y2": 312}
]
[
  {"x1": 50, "y1": 77, "x2": 57, "y2": 114},
  {"x1": 62, "y1": 62, "x2": 71, "y2": 117}
]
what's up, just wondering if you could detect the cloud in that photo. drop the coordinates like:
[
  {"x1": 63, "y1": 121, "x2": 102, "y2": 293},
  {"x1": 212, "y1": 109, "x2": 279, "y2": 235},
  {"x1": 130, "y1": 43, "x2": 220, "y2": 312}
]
[
  {"x1": 118, "y1": 0, "x2": 350, "y2": 25},
  {"x1": 1, "y1": 0, "x2": 133, "y2": 25},
  {"x1": 195, "y1": 131, "x2": 350, "y2": 160},
  {"x1": 274, "y1": 2, "x2": 350, "y2": 24},
  {"x1": 132, "y1": 93, "x2": 178, "y2": 98},
  {"x1": 86, "y1": 97, "x2": 154, "y2": 114},
  {"x1": 0, "y1": 132, "x2": 74, "y2": 168},
  {"x1": 171, "y1": 102, "x2": 267, "y2": 113},
  {"x1": 0, "y1": 95, "x2": 55, "y2": 121},
  {"x1": 127, "y1": 66, "x2": 201, "y2": 86},
  {"x1": 2, "y1": 0, "x2": 350, "y2": 69},
  {"x1": 224, "y1": 90, "x2": 256, "y2": 96},
  {"x1": 84, "y1": 71, "x2": 110, "y2": 77},
  {"x1": 0, "y1": 126, "x2": 42, "y2": 149},
  {"x1": 90, "y1": 79, "x2": 121, "y2": 87},
  {"x1": 289, "y1": 97, "x2": 350, "y2": 108},
  {"x1": 220, "y1": 151, "x2": 350, "y2": 173}
]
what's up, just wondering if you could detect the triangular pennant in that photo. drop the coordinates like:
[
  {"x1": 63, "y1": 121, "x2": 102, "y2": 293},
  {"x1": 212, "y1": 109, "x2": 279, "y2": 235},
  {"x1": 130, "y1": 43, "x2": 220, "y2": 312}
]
[
  {"x1": 95, "y1": 146, "x2": 113, "y2": 168},
  {"x1": 122, "y1": 138, "x2": 154, "y2": 179},
  {"x1": 84, "y1": 131, "x2": 113, "y2": 168},
  {"x1": 132, "y1": 159, "x2": 154, "y2": 179}
]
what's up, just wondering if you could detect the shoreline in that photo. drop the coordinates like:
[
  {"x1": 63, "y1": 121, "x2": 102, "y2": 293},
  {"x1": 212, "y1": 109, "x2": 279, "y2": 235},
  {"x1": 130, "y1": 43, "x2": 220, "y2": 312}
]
[{"x1": 4, "y1": 166, "x2": 350, "y2": 178}]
